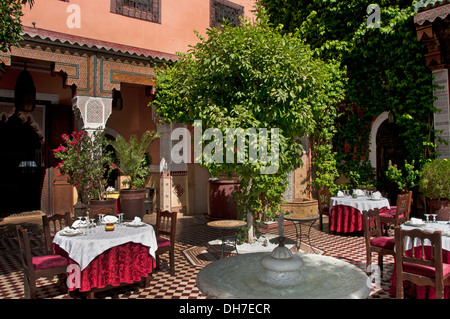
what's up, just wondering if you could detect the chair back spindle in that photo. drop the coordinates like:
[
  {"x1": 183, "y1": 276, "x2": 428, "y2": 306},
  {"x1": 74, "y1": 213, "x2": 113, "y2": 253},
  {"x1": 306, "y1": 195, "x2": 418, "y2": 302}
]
[
  {"x1": 16, "y1": 226, "x2": 33, "y2": 275},
  {"x1": 42, "y1": 212, "x2": 72, "y2": 255}
]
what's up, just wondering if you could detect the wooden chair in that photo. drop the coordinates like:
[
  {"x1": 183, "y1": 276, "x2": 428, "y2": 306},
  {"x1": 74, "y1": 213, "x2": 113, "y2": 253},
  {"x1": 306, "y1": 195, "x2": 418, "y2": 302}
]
[
  {"x1": 388, "y1": 191, "x2": 412, "y2": 220},
  {"x1": 16, "y1": 226, "x2": 68, "y2": 299},
  {"x1": 42, "y1": 212, "x2": 72, "y2": 255},
  {"x1": 89, "y1": 206, "x2": 115, "y2": 222},
  {"x1": 155, "y1": 210, "x2": 178, "y2": 276},
  {"x1": 394, "y1": 226, "x2": 450, "y2": 299},
  {"x1": 317, "y1": 189, "x2": 331, "y2": 230},
  {"x1": 362, "y1": 208, "x2": 395, "y2": 274},
  {"x1": 379, "y1": 192, "x2": 410, "y2": 234}
]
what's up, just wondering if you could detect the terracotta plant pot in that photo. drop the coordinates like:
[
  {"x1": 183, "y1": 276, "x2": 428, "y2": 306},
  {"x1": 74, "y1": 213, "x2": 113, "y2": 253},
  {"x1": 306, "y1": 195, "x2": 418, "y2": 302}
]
[
  {"x1": 89, "y1": 199, "x2": 116, "y2": 214},
  {"x1": 208, "y1": 180, "x2": 240, "y2": 220},
  {"x1": 119, "y1": 189, "x2": 146, "y2": 221},
  {"x1": 428, "y1": 199, "x2": 450, "y2": 221}
]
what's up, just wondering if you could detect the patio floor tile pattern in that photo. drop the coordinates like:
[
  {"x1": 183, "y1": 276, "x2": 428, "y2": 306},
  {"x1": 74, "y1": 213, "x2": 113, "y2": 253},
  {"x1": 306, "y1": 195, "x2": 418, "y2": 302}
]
[{"x1": 0, "y1": 214, "x2": 395, "y2": 299}]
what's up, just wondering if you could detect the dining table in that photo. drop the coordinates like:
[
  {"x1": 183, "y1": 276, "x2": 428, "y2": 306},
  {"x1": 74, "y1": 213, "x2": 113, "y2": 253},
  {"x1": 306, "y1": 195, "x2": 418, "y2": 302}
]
[
  {"x1": 389, "y1": 220, "x2": 450, "y2": 299},
  {"x1": 329, "y1": 195, "x2": 390, "y2": 233},
  {"x1": 52, "y1": 220, "x2": 158, "y2": 295}
]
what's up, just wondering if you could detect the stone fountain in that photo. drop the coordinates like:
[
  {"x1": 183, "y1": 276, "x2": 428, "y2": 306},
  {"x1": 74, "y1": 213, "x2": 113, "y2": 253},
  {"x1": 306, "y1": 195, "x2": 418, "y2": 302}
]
[{"x1": 196, "y1": 214, "x2": 371, "y2": 299}]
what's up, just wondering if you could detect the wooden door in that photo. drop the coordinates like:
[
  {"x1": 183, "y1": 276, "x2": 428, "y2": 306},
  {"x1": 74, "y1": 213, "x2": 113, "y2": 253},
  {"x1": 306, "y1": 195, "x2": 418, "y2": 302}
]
[
  {"x1": 45, "y1": 105, "x2": 74, "y2": 214},
  {"x1": 0, "y1": 112, "x2": 42, "y2": 214},
  {"x1": 376, "y1": 120, "x2": 407, "y2": 203}
]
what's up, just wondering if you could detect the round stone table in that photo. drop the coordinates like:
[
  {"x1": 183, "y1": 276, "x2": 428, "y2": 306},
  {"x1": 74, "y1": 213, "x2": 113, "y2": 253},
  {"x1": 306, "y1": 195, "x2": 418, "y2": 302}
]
[{"x1": 196, "y1": 252, "x2": 371, "y2": 299}]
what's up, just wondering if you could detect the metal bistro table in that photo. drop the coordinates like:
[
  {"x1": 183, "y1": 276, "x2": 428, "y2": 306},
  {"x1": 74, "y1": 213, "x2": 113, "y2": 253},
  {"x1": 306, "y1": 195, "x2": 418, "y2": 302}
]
[
  {"x1": 207, "y1": 219, "x2": 247, "y2": 258},
  {"x1": 284, "y1": 214, "x2": 319, "y2": 254}
]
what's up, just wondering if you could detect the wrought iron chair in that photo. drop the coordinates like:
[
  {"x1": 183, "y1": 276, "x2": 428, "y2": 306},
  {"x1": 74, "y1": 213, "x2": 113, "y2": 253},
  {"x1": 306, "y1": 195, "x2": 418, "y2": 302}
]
[
  {"x1": 16, "y1": 225, "x2": 68, "y2": 299},
  {"x1": 362, "y1": 208, "x2": 395, "y2": 275},
  {"x1": 42, "y1": 212, "x2": 72, "y2": 255},
  {"x1": 155, "y1": 210, "x2": 178, "y2": 275},
  {"x1": 394, "y1": 226, "x2": 450, "y2": 299}
]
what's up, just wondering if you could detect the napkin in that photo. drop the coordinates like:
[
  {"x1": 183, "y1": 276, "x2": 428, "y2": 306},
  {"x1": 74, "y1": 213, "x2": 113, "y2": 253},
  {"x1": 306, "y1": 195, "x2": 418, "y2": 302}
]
[
  {"x1": 61, "y1": 227, "x2": 82, "y2": 235},
  {"x1": 72, "y1": 220, "x2": 88, "y2": 228},
  {"x1": 129, "y1": 216, "x2": 142, "y2": 225},
  {"x1": 337, "y1": 190, "x2": 345, "y2": 197},
  {"x1": 103, "y1": 215, "x2": 118, "y2": 224},
  {"x1": 409, "y1": 217, "x2": 424, "y2": 225},
  {"x1": 371, "y1": 191, "x2": 382, "y2": 199},
  {"x1": 353, "y1": 189, "x2": 365, "y2": 196}
]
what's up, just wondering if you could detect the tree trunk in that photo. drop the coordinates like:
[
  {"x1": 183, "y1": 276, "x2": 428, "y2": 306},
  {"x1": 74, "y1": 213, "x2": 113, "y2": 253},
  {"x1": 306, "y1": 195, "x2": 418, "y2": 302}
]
[{"x1": 247, "y1": 211, "x2": 255, "y2": 243}]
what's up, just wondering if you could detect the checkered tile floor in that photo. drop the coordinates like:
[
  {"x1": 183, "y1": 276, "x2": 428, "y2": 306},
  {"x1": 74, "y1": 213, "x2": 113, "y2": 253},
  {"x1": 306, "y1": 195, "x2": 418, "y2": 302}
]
[{"x1": 0, "y1": 213, "x2": 395, "y2": 299}]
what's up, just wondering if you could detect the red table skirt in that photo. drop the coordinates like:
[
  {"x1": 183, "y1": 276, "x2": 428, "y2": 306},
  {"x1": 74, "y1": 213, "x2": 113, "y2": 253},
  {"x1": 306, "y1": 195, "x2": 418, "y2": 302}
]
[
  {"x1": 330, "y1": 205, "x2": 389, "y2": 233},
  {"x1": 390, "y1": 246, "x2": 450, "y2": 299},
  {"x1": 54, "y1": 242, "x2": 155, "y2": 292}
]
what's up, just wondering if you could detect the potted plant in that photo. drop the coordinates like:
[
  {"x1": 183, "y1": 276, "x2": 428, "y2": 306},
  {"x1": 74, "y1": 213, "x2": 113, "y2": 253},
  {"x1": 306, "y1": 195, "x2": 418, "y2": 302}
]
[
  {"x1": 53, "y1": 129, "x2": 116, "y2": 217},
  {"x1": 110, "y1": 130, "x2": 161, "y2": 221},
  {"x1": 385, "y1": 160, "x2": 420, "y2": 192},
  {"x1": 385, "y1": 159, "x2": 420, "y2": 213},
  {"x1": 419, "y1": 159, "x2": 450, "y2": 219}
]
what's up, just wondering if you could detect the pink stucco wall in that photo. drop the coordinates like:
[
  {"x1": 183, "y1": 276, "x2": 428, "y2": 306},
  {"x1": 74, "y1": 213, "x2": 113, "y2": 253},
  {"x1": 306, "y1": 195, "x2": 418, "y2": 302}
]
[{"x1": 21, "y1": 0, "x2": 257, "y2": 55}]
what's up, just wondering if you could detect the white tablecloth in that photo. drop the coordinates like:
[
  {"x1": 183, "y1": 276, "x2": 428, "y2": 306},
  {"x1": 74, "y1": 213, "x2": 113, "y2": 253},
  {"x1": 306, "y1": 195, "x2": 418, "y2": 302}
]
[
  {"x1": 400, "y1": 221, "x2": 450, "y2": 252},
  {"x1": 53, "y1": 224, "x2": 158, "y2": 270},
  {"x1": 330, "y1": 196, "x2": 390, "y2": 213}
]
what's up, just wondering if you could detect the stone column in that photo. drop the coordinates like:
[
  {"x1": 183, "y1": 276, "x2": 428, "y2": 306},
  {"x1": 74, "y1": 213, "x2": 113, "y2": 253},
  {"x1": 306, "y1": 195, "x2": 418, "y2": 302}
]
[
  {"x1": 432, "y1": 69, "x2": 450, "y2": 159},
  {"x1": 157, "y1": 121, "x2": 189, "y2": 213},
  {"x1": 72, "y1": 95, "x2": 113, "y2": 134},
  {"x1": 158, "y1": 123, "x2": 173, "y2": 212}
]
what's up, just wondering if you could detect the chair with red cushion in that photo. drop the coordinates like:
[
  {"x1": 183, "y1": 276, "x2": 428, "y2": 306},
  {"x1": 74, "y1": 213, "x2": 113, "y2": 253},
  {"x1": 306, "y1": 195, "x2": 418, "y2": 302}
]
[
  {"x1": 379, "y1": 192, "x2": 410, "y2": 234},
  {"x1": 16, "y1": 225, "x2": 68, "y2": 299},
  {"x1": 42, "y1": 212, "x2": 72, "y2": 255},
  {"x1": 155, "y1": 210, "x2": 178, "y2": 275},
  {"x1": 317, "y1": 189, "x2": 331, "y2": 230},
  {"x1": 362, "y1": 208, "x2": 395, "y2": 275},
  {"x1": 394, "y1": 226, "x2": 450, "y2": 299}
]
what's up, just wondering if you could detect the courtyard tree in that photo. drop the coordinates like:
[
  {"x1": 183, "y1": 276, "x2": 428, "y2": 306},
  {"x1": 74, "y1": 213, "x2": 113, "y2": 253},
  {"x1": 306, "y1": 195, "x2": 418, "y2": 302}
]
[
  {"x1": 0, "y1": 0, "x2": 34, "y2": 53},
  {"x1": 151, "y1": 9, "x2": 345, "y2": 242}
]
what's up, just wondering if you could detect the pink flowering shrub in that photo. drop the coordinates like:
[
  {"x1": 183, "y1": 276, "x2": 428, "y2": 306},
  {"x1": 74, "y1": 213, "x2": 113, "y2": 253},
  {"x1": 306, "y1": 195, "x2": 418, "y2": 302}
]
[{"x1": 53, "y1": 129, "x2": 115, "y2": 202}]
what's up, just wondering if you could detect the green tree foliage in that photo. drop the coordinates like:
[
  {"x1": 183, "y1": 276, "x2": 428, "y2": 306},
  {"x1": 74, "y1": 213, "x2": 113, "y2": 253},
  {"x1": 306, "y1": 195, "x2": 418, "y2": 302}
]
[
  {"x1": 152, "y1": 10, "x2": 344, "y2": 241},
  {"x1": 259, "y1": 0, "x2": 437, "y2": 184},
  {"x1": 0, "y1": 0, "x2": 34, "y2": 53}
]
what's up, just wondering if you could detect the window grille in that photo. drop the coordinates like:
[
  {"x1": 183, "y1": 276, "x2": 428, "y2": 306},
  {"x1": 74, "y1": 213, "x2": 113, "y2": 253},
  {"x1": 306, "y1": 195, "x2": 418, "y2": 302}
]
[
  {"x1": 111, "y1": 0, "x2": 160, "y2": 23},
  {"x1": 210, "y1": 0, "x2": 244, "y2": 28}
]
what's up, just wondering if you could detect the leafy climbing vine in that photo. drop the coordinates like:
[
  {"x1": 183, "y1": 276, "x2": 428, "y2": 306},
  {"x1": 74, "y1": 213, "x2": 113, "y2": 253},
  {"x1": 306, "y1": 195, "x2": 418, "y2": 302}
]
[{"x1": 259, "y1": 0, "x2": 438, "y2": 188}]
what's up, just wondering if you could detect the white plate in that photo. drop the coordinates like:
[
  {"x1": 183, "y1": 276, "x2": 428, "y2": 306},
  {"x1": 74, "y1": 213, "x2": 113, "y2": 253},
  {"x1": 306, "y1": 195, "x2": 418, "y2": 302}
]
[
  {"x1": 404, "y1": 221, "x2": 426, "y2": 227},
  {"x1": 125, "y1": 222, "x2": 147, "y2": 227},
  {"x1": 370, "y1": 198, "x2": 384, "y2": 201},
  {"x1": 59, "y1": 230, "x2": 83, "y2": 236}
]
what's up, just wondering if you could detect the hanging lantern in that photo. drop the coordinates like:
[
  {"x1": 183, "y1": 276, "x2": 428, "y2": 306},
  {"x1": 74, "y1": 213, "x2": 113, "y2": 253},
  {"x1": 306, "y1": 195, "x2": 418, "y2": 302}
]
[
  {"x1": 112, "y1": 89, "x2": 123, "y2": 110},
  {"x1": 146, "y1": 85, "x2": 156, "y2": 101},
  {"x1": 14, "y1": 67, "x2": 36, "y2": 112},
  {"x1": 388, "y1": 110, "x2": 396, "y2": 124}
]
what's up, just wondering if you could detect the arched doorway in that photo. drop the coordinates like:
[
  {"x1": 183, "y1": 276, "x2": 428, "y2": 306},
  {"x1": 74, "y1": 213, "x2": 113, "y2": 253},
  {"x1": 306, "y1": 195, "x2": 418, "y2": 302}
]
[
  {"x1": 376, "y1": 120, "x2": 407, "y2": 203},
  {"x1": 0, "y1": 112, "x2": 42, "y2": 214}
]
